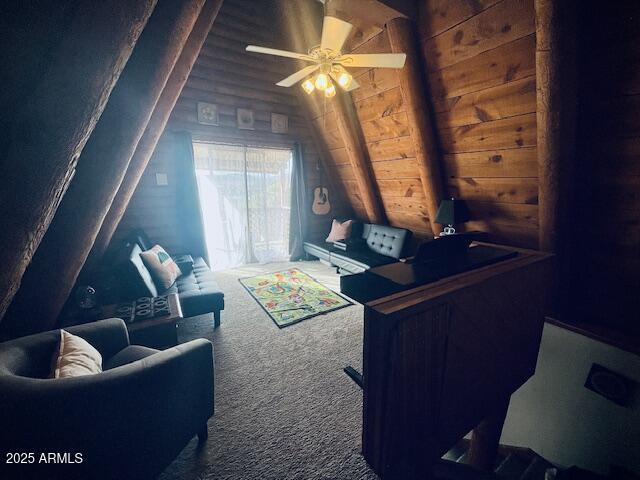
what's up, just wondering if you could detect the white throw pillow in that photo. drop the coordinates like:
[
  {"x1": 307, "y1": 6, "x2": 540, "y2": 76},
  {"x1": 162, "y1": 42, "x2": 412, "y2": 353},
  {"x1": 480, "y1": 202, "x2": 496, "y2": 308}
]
[
  {"x1": 140, "y1": 244, "x2": 182, "y2": 290},
  {"x1": 53, "y1": 330, "x2": 102, "y2": 378}
]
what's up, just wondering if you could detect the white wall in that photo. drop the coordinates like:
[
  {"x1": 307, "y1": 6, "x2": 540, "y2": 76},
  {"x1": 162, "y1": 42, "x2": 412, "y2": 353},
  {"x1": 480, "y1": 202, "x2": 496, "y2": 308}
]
[{"x1": 501, "y1": 323, "x2": 640, "y2": 475}]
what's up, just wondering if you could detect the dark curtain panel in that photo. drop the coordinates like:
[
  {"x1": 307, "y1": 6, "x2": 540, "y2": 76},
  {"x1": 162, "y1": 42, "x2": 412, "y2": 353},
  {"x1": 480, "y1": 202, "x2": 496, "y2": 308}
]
[
  {"x1": 289, "y1": 142, "x2": 309, "y2": 261},
  {"x1": 174, "y1": 131, "x2": 208, "y2": 263}
]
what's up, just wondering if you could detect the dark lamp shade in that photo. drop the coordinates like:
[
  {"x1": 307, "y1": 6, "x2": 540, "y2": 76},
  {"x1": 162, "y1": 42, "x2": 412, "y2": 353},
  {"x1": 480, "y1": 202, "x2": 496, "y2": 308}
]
[{"x1": 434, "y1": 198, "x2": 471, "y2": 225}]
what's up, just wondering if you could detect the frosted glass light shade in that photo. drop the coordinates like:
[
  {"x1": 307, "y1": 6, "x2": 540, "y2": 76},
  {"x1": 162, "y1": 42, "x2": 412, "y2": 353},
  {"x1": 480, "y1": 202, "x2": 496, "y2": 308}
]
[
  {"x1": 315, "y1": 73, "x2": 329, "y2": 90},
  {"x1": 324, "y1": 83, "x2": 336, "y2": 98},
  {"x1": 301, "y1": 79, "x2": 315, "y2": 94}
]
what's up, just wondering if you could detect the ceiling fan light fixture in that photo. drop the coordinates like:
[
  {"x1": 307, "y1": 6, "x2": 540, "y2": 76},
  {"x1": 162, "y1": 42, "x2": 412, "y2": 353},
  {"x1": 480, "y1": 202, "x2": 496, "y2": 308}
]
[
  {"x1": 337, "y1": 71, "x2": 353, "y2": 90},
  {"x1": 315, "y1": 73, "x2": 330, "y2": 91},
  {"x1": 324, "y1": 82, "x2": 336, "y2": 98},
  {"x1": 301, "y1": 79, "x2": 315, "y2": 95}
]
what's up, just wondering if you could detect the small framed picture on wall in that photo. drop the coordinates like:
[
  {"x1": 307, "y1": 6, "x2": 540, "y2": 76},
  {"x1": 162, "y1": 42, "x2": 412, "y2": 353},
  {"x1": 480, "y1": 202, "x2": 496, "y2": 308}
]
[
  {"x1": 197, "y1": 102, "x2": 218, "y2": 125},
  {"x1": 271, "y1": 113, "x2": 288, "y2": 134},
  {"x1": 237, "y1": 108, "x2": 255, "y2": 130}
]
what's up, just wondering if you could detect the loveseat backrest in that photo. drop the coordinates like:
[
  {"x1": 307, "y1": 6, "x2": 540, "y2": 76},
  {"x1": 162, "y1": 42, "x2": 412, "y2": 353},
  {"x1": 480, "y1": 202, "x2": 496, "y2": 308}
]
[
  {"x1": 121, "y1": 243, "x2": 158, "y2": 300},
  {"x1": 0, "y1": 329, "x2": 60, "y2": 378},
  {"x1": 364, "y1": 224, "x2": 411, "y2": 259}
]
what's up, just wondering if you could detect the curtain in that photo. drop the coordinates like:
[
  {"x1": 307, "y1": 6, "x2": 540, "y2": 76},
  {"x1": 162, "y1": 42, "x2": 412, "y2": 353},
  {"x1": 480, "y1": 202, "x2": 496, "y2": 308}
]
[
  {"x1": 174, "y1": 131, "x2": 207, "y2": 261},
  {"x1": 289, "y1": 143, "x2": 308, "y2": 261},
  {"x1": 193, "y1": 142, "x2": 293, "y2": 271}
]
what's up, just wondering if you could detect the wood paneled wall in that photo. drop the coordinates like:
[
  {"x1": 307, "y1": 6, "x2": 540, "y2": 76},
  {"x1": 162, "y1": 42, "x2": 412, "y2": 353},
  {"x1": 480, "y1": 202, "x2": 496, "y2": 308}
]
[
  {"x1": 311, "y1": 0, "x2": 537, "y2": 246},
  {"x1": 114, "y1": 0, "x2": 350, "y2": 252},
  {"x1": 420, "y1": 0, "x2": 538, "y2": 247},
  {"x1": 570, "y1": 2, "x2": 640, "y2": 335},
  {"x1": 115, "y1": 132, "x2": 187, "y2": 253}
]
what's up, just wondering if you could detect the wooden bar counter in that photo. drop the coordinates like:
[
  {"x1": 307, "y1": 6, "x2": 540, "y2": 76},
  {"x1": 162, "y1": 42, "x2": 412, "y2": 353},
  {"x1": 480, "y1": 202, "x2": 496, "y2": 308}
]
[{"x1": 343, "y1": 243, "x2": 553, "y2": 479}]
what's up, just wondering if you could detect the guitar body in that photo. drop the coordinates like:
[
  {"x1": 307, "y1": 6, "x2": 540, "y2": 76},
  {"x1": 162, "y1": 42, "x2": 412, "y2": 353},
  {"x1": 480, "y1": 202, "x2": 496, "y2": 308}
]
[{"x1": 312, "y1": 186, "x2": 331, "y2": 215}]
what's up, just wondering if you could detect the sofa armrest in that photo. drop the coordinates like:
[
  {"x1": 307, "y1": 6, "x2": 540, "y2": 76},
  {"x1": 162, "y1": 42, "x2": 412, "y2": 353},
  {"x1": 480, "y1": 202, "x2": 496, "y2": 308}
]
[
  {"x1": 172, "y1": 254, "x2": 194, "y2": 274},
  {"x1": 65, "y1": 318, "x2": 130, "y2": 360},
  {"x1": 0, "y1": 339, "x2": 214, "y2": 477}
]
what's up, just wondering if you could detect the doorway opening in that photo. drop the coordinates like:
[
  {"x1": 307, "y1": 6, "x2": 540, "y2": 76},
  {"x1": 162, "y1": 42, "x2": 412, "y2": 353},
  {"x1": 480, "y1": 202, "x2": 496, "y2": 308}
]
[{"x1": 193, "y1": 142, "x2": 293, "y2": 271}]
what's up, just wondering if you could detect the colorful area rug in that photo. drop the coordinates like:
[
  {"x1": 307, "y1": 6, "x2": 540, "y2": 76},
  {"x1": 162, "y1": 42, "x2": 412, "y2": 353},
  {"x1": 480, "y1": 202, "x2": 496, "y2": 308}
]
[{"x1": 239, "y1": 268, "x2": 352, "y2": 328}]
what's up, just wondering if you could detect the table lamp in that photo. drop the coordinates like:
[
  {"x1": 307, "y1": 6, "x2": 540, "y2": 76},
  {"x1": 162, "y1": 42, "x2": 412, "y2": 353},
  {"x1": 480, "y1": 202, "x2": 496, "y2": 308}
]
[{"x1": 434, "y1": 198, "x2": 470, "y2": 236}]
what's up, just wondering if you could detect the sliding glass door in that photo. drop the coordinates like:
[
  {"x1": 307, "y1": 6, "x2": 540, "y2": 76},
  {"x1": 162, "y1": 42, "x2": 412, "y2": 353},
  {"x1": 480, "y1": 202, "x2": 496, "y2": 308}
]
[{"x1": 193, "y1": 142, "x2": 293, "y2": 271}]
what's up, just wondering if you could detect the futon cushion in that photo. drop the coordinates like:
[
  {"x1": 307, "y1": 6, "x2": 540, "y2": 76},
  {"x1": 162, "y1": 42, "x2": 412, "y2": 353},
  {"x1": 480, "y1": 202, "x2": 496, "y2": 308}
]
[
  {"x1": 103, "y1": 345, "x2": 159, "y2": 370},
  {"x1": 140, "y1": 245, "x2": 182, "y2": 290},
  {"x1": 326, "y1": 219, "x2": 353, "y2": 242},
  {"x1": 52, "y1": 330, "x2": 102, "y2": 378},
  {"x1": 163, "y1": 257, "x2": 224, "y2": 317},
  {"x1": 303, "y1": 240, "x2": 340, "y2": 262},
  {"x1": 330, "y1": 249, "x2": 397, "y2": 273},
  {"x1": 365, "y1": 225, "x2": 411, "y2": 259}
]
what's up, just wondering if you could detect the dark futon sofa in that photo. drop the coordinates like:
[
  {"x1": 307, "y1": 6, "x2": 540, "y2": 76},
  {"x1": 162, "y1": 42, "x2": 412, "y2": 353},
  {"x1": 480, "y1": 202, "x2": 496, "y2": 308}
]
[
  {"x1": 113, "y1": 237, "x2": 225, "y2": 327},
  {"x1": 304, "y1": 223, "x2": 412, "y2": 274}
]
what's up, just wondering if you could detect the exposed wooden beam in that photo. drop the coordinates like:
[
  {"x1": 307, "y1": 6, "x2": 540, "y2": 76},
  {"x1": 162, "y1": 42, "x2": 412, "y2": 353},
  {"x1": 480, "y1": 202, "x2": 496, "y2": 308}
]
[
  {"x1": 86, "y1": 0, "x2": 225, "y2": 272},
  {"x1": 387, "y1": 17, "x2": 445, "y2": 235},
  {"x1": 333, "y1": 91, "x2": 387, "y2": 224},
  {"x1": 2, "y1": 0, "x2": 205, "y2": 337},
  {"x1": 296, "y1": 92, "x2": 353, "y2": 219},
  {"x1": 535, "y1": 0, "x2": 577, "y2": 253},
  {"x1": 0, "y1": 0, "x2": 157, "y2": 325}
]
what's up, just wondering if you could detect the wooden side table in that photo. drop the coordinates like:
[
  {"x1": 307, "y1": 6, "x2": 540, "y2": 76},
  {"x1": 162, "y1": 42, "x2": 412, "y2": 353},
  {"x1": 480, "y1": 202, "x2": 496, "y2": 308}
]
[
  {"x1": 66, "y1": 294, "x2": 183, "y2": 349},
  {"x1": 126, "y1": 294, "x2": 183, "y2": 348}
]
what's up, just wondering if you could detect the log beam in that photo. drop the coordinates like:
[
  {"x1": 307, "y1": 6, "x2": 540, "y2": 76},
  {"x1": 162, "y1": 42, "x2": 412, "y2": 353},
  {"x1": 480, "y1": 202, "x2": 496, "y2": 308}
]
[
  {"x1": 535, "y1": 0, "x2": 577, "y2": 253},
  {"x1": 467, "y1": 397, "x2": 510, "y2": 471},
  {"x1": 333, "y1": 91, "x2": 387, "y2": 224},
  {"x1": 535, "y1": 0, "x2": 577, "y2": 317},
  {"x1": 2, "y1": 0, "x2": 205, "y2": 337},
  {"x1": 86, "y1": 0, "x2": 224, "y2": 272},
  {"x1": 387, "y1": 17, "x2": 445, "y2": 235},
  {"x1": 0, "y1": 0, "x2": 157, "y2": 324}
]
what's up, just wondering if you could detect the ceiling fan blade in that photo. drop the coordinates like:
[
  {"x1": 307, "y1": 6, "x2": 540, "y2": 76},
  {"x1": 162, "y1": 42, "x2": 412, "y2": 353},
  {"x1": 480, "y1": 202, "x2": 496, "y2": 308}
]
[
  {"x1": 276, "y1": 65, "x2": 320, "y2": 87},
  {"x1": 320, "y1": 16, "x2": 353, "y2": 53},
  {"x1": 246, "y1": 45, "x2": 314, "y2": 62},
  {"x1": 337, "y1": 53, "x2": 407, "y2": 69},
  {"x1": 329, "y1": 71, "x2": 361, "y2": 92}
]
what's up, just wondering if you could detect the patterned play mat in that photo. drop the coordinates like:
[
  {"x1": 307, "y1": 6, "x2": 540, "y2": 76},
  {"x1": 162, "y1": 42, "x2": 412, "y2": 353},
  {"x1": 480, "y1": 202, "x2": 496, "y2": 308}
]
[{"x1": 239, "y1": 268, "x2": 352, "y2": 328}]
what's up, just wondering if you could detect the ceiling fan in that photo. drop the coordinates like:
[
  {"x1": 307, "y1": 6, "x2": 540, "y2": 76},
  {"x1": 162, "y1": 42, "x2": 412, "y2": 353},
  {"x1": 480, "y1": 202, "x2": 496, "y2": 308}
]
[{"x1": 245, "y1": 16, "x2": 406, "y2": 98}]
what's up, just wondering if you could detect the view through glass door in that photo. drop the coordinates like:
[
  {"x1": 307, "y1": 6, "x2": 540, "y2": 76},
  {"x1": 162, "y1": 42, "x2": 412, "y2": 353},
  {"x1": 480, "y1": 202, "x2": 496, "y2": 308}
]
[{"x1": 193, "y1": 142, "x2": 293, "y2": 271}]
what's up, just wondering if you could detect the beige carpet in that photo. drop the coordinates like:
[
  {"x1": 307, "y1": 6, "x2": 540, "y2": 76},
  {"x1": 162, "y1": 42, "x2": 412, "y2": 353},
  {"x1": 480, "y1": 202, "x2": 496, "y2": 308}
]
[{"x1": 159, "y1": 260, "x2": 378, "y2": 480}]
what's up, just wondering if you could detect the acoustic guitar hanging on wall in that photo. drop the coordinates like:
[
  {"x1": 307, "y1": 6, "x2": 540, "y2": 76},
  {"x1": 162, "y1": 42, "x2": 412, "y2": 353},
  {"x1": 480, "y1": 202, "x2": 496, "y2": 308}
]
[
  {"x1": 312, "y1": 160, "x2": 331, "y2": 215},
  {"x1": 312, "y1": 186, "x2": 331, "y2": 215}
]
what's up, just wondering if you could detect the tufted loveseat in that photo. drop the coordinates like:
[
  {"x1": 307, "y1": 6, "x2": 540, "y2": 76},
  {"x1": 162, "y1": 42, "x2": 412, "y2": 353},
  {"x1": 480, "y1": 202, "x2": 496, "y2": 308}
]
[{"x1": 304, "y1": 223, "x2": 412, "y2": 274}]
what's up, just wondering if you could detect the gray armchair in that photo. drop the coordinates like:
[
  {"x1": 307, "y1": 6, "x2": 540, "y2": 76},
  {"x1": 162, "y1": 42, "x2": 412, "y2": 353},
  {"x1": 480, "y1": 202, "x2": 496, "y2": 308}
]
[{"x1": 0, "y1": 318, "x2": 214, "y2": 479}]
